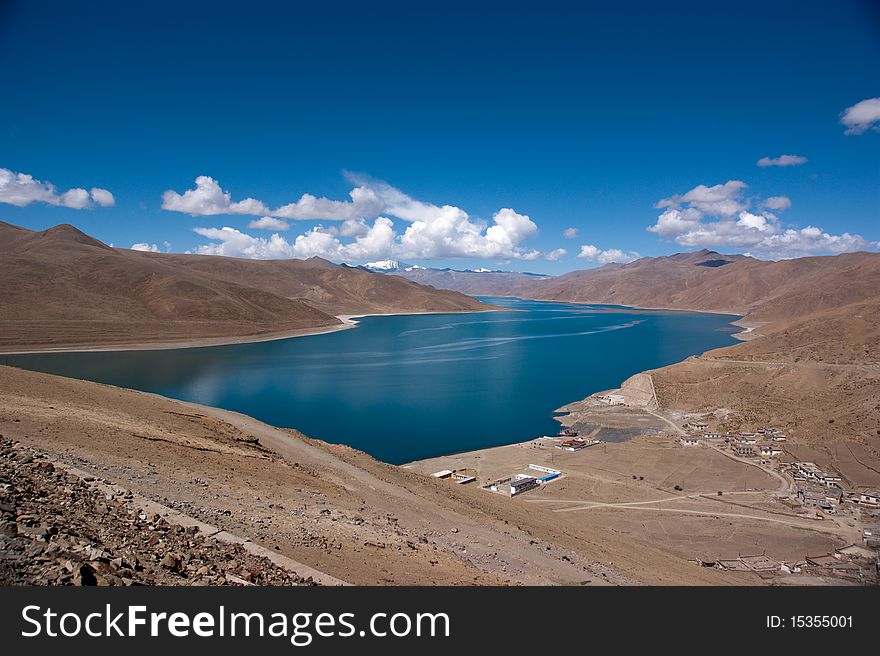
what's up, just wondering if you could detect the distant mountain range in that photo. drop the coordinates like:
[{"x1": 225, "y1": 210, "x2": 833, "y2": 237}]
[
  {"x1": 0, "y1": 221, "x2": 490, "y2": 351},
  {"x1": 362, "y1": 259, "x2": 549, "y2": 276},
  {"x1": 362, "y1": 260, "x2": 552, "y2": 295},
  {"x1": 384, "y1": 248, "x2": 880, "y2": 326}
]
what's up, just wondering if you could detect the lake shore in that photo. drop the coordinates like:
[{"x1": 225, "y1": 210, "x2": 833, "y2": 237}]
[
  {"x1": 0, "y1": 296, "x2": 742, "y2": 355},
  {"x1": 6, "y1": 363, "x2": 713, "y2": 585},
  {"x1": 0, "y1": 308, "x2": 501, "y2": 355}
]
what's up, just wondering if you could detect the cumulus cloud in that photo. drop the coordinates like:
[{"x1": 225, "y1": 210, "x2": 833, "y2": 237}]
[
  {"x1": 161, "y1": 176, "x2": 270, "y2": 216},
  {"x1": 185, "y1": 173, "x2": 546, "y2": 262},
  {"x1": 577, "y1": 244, "x2": 640, "y2": 264},
  {"x1": 748, "y1": 227, "x2": 877, "y2": 260},
  {"x1": 563, "y1": 227, "x2": 578, "y2": 239},
  {"x1": 274, "y1": 185, "x2": 384, "y2": 220},
  {"x1": 130, "y1": 242, "x2": 160, "y2": 252},
  {"x1": 339, "y1": 218, "x2": 369, "y2": 237},
  {"x1": 393, "y1": 207, "x2": 541, "y2": 260},
  {"x1": 656, "y1": 180, "x2": 748, "y2": 218},
  {"x1": 90, "y1": 187, "x2": 116, "y2": 207},
  {"x1": 648, "y1": 180, "x2": 876, "y2": 258},
  {"x1": 0, "y1": 168, "x2": 115, "y2": 209},
  {"x1": 760, "y1": 196, "x2": 791, "y2": 211},
  {"x1": 757, "y1": 155, "x2": 808, "y2": 167},
  {"x1": 840, "y1": 97, "x2": 880, "y2": 135},
  {"x1": 545, "y1": 248, "x2": 567, "y2": 261},
  {"x1": 193, "y1": 217, "x2": 398, "y2": 261},
  {"x1": 248, "y1": 216, "x2": 290, "y2": 231}
]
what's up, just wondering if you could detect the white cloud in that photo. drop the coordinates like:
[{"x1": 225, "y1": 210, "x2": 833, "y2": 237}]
[
  {"x1": 184, "y1": 173, "x2": 548, "y2": 261},
  {"x1": 161, "y1": 176, "x2": 269, "y2": 216},
  {"x1": 840, "y1": 97, "x2": 880, "y2": 135},
  {"x1": 545, "y1": 248, "x2": 567, "y2": 261},
  {"x1": 394, "y1": 206, "x2": 541, "y2": 260},
  {"x1": 757, "y1": 155, "x2": 808, "y2": 167},
  {"x1": 193, "y1": 217, "x2": 399, "y2": 262},
  {"x1": 59, "y1": 188, "x2": 92, "y2": 209},
  {"x1": 90, "y1": 187, "x2": 115, "y2": 207},
  {"x1": 656, "y1": 180, "x2": 748, "y2": 217},
  {"x1": 0, "y1": 168, "x2": 115, "y2": 209},
  {"x1": 274, "y1": 185, "x2": 384, "y2": 220},
  {"x1": 248, "y1": 216, "x2": 290, "y2": 231},
  {"x1": 648, "y1": 179, "x2": 876, "y2": 258},
  {"x1": 647, "y1": 207, "x2": 704, "y2": 238},
  {"x1": 194, "y1": 226, "x2": 295, "y2": 259},
  {"x1": 752, "y1": 227, "x2": 877, "y2": 259},
  {"x1": 339, "y1": 218, "x2": 369, "y2": 237},
  {"x1": 760, "y1": 195, "x2": 791, "y2": 211},
  {"x1": 563, "y1": 227, "x2": 578, "y2": 239},
  {"x1": 577, "y1": 244, "x2": 640, "y2": 264},
  {"x1": 131, "y1": 242, "x2": 160, "y2": 252}
]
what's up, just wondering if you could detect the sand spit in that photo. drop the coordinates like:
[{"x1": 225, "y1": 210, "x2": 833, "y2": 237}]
[{"x1": 0, "y1": 308, "x2": 498, "y2": 355}]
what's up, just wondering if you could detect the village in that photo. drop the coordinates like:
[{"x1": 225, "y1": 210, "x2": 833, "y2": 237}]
[
  {"x1": 419, "y1": 416, "x2": 880, "y2": 586},
  {"x1": 678, "y1": 421, "x2": 879, "y2": 584}
]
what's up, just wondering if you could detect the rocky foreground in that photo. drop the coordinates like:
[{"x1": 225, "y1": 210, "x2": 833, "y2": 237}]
[{"x1": 0, "y1": 437, "x2": 316, "y2": 586}]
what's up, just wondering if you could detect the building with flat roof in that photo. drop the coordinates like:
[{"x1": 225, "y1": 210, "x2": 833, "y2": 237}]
[{"x1": 510, "y1": 477, "x2": 539, "y2": 496}]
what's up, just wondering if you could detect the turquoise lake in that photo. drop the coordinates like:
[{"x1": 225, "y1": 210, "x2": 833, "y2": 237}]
[{"x1": 3, "y1": 297, "x2": 739, "y2": 464}]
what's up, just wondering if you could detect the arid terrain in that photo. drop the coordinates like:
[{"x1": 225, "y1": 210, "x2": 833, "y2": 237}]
[
  {"x1": 393, "y1": 249, "x2": 880, "y2": 323},
  {"x1": 409, "y1": 433, "x2": 856, "y2": 583},
  {"x1": 0, "y1": 365, "x2": 749, "y2": 586},
  {"x1": 0, "y1": 220, "x2": 489, "y2": 352},
  {"x1": 1, "y1": 221, "x2": 878, "y2": 585}
]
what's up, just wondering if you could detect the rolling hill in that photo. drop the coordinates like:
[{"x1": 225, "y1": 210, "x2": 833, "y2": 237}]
[
  {"x1": 0, "y1": 220, "x2": 489, "y2": 351},
  {"x1": 393, "y1": 248, "x2": 880, "y2": 326}
]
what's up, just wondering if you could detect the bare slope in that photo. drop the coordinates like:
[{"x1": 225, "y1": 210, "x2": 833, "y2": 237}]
[
  {"x1": 650, "y1": 297, "x2": 880, "y2": 487},
  {"x1": 0, "y1": 364, "x2": 742, "y2": 585},
  {"x1": 0, "y1": 221, "x2": 488, "y2": 351},
  {"x1": 395, "y1": 268, "x2": 550, "y2": 297},
  {"x1": 156, "y1": 253, "x2": 490, "y2": 315},
  {"x1": 395, "y1": 249, "x2": 880, "y2": 324}
]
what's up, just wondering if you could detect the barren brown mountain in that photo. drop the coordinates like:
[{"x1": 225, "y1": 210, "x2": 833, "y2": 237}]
[
  {"x1": 394, "y1": 249, "x2": 880, "y2": 324},
  {"x1": 0, "y1": 220, "x2": 488, "y2": 351},
  {"x1": 396, "y1": 268, "x2": 550, "y2": 296}
]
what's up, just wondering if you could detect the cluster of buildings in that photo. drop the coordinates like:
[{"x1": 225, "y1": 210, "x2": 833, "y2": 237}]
[
  {"x1": 700, "y1": 544, "x2": 879, "y2": 584},
  {"x1": 557, "y1": 437, "x2": 600, "y2": 451},
  {"x1": 803, "y1": 544, "x2": 880, "y2": 584},
  {"x1": 724, "y1": 428, "x2": 786, "y2": 459},
  {"x1": 431, "y1": 468, "x2": 477, "y2": 485},
  {"x1": 680, "y1": 423, "x2": 880, "y2": 524},
  {"x1": 680, "y1": 424, "x2": 787, "y2": 460},
  {"x1": 484, "y1": 464, "x2": 562, "y2": 497},
  {"x1": 786, "y1": 462, "x2": 880, "y2": 513}
]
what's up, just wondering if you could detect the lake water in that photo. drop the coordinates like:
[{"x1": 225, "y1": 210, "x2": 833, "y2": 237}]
[{"x1": 4, "y1": 297, "x2": 739, "y2": 464}]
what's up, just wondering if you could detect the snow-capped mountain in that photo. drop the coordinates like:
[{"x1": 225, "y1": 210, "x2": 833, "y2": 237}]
[
  {"x1": 363, "y1": 259, "x2": 402, "y2": 272},
  {"x1": 363, "y1": 260, "x2": 429, "y2": 273}
]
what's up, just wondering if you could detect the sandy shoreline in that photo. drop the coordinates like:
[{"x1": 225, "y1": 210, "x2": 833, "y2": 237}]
[
  {"x1": 0, "y1": 323, "x2": 356, "y2": 356},
  {"x1": 0, "y1": 299, "x2": 745, "y2": 355},
  {"x1": 0, "y1": 308, "x2": 501, "y2": 355}
]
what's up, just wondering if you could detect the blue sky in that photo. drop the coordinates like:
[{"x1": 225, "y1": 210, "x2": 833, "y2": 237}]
[{"x1": 1, "y1": 0, "x2": 878, "y2": 273}]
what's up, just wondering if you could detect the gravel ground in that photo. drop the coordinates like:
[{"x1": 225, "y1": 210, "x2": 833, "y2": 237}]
[{"x1": 0, "y1": 437, "x2": 317, "y2": 586}]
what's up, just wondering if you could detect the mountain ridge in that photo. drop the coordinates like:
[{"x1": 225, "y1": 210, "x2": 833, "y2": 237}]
[{"x1": 0, "y1": 220, "x2": 491, "y2": 351}]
